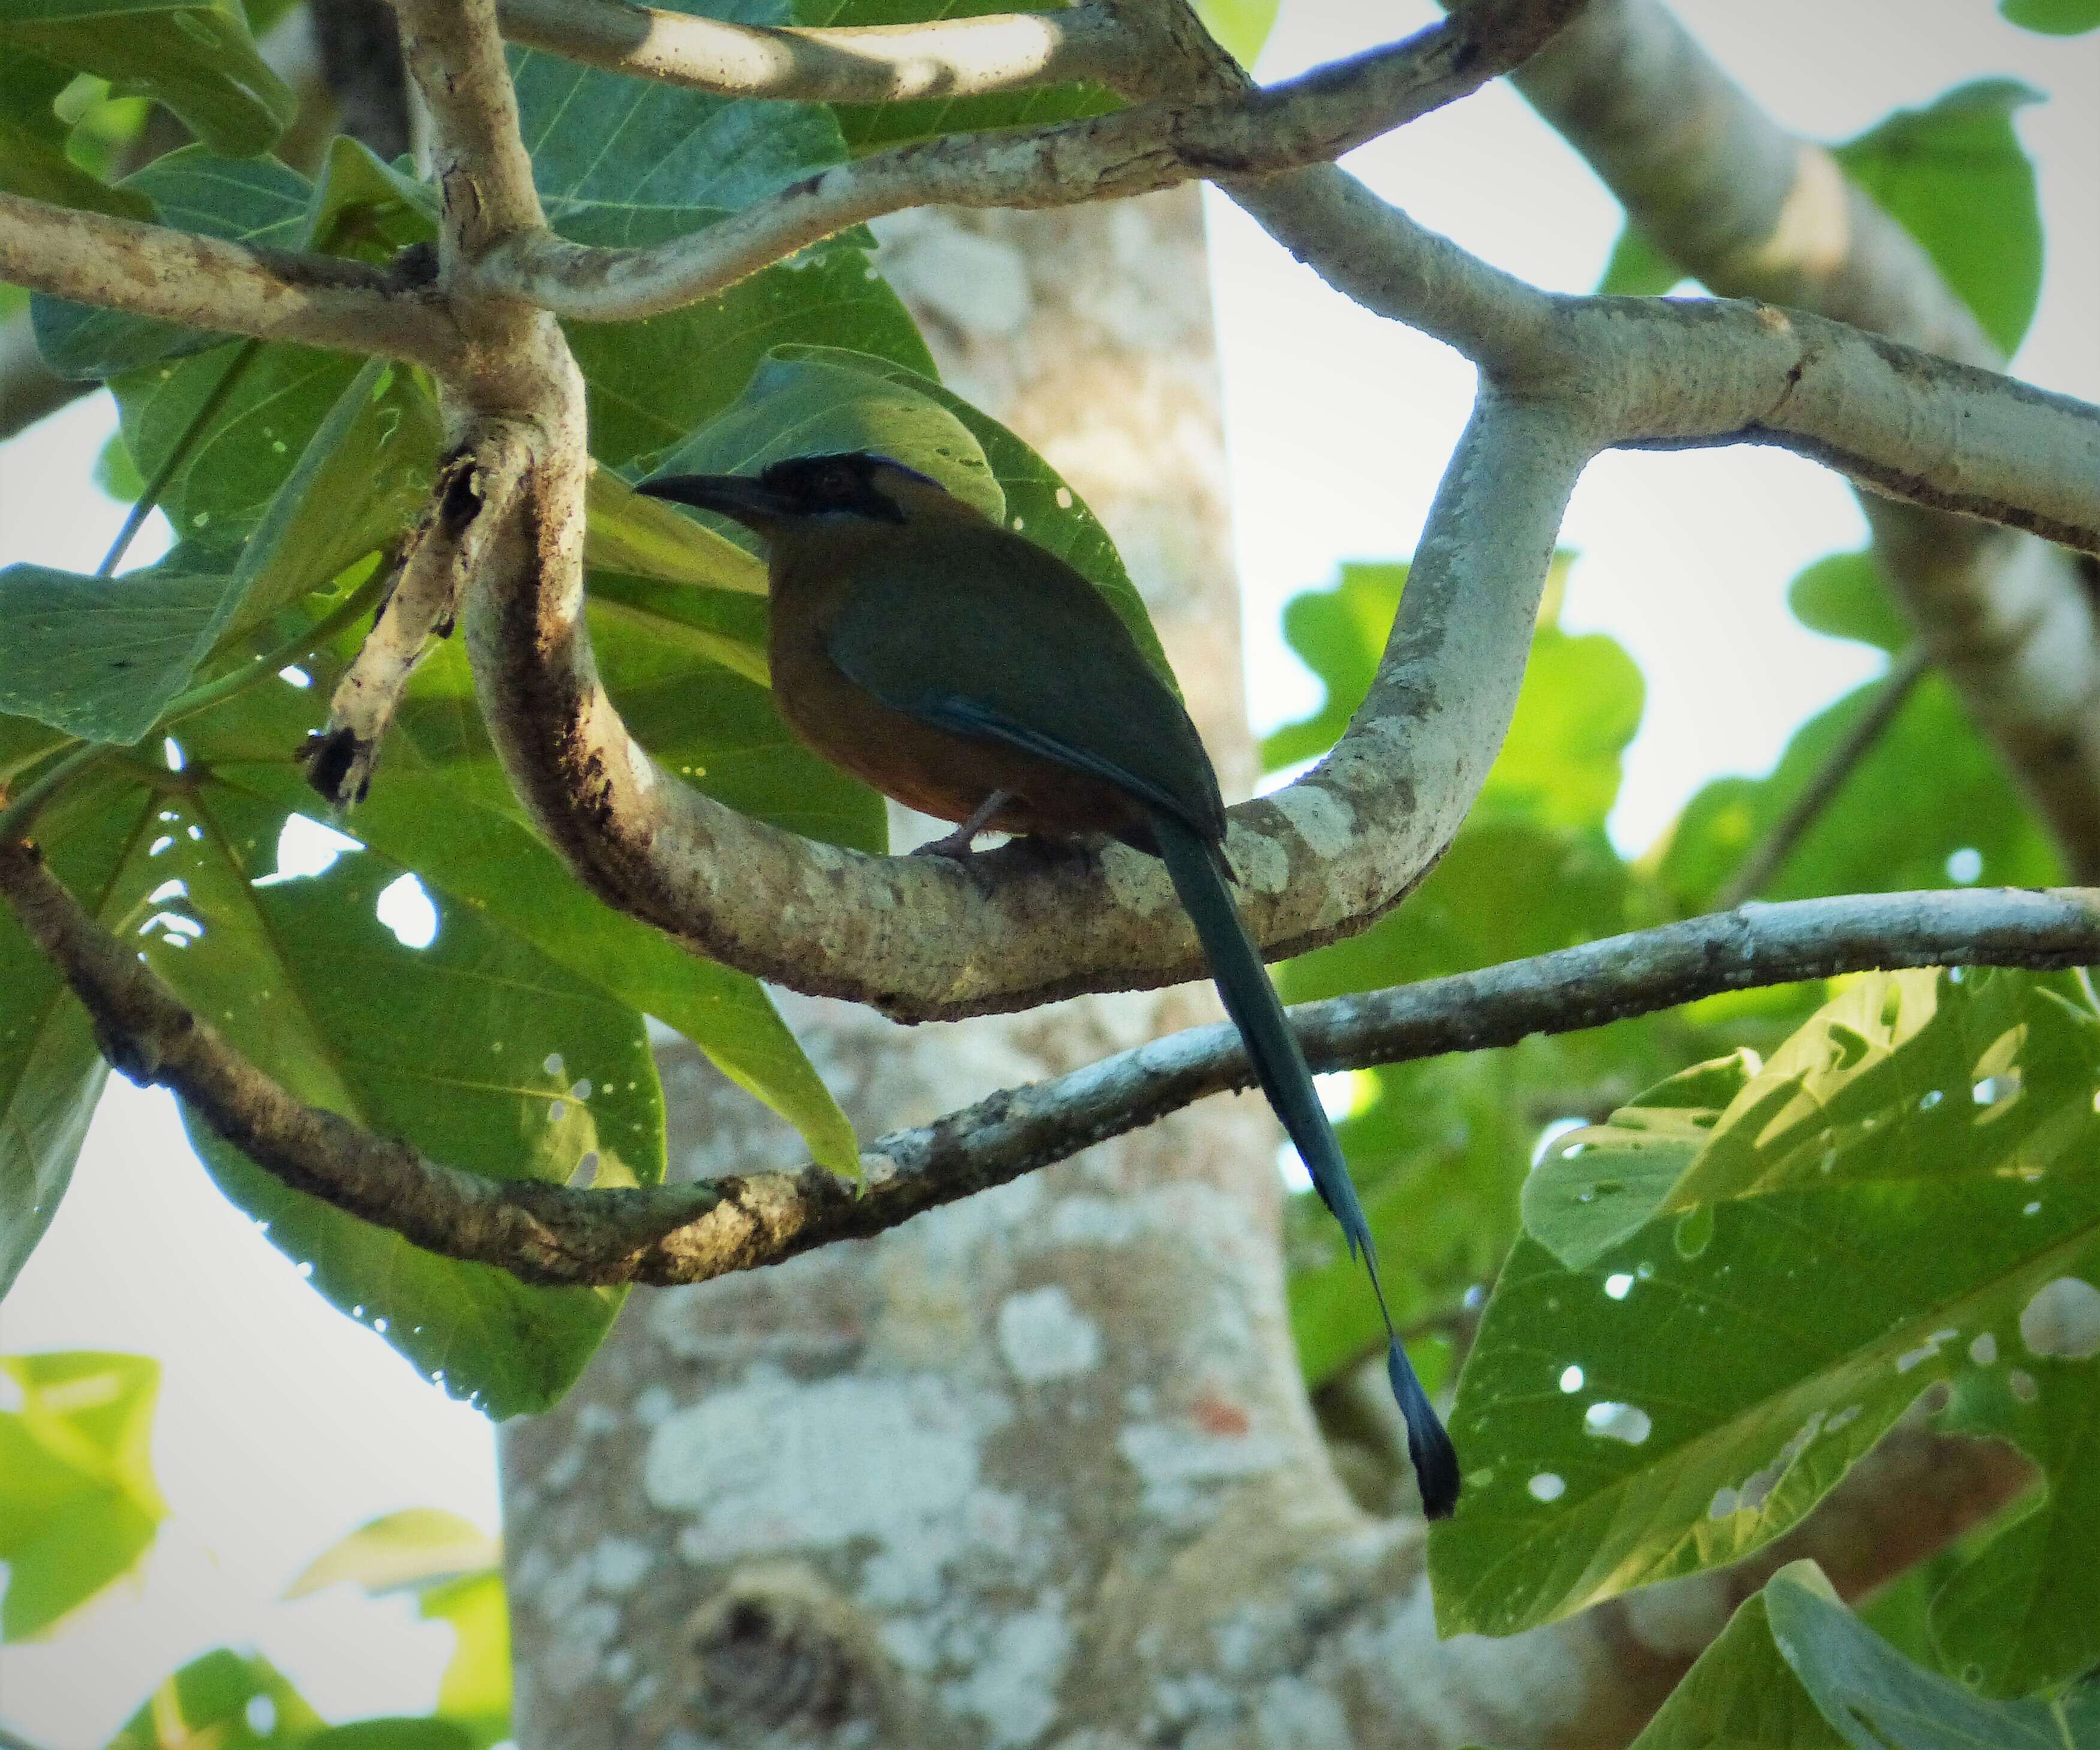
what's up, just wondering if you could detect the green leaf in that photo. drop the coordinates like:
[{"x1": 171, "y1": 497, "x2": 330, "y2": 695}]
[
  {"x1": 0, "y1": 359, "x2": 436, "y2": 744},
  {"x1": 112, "y1": 341, "x2": 369, "y2": 554},
  {"x1": 1927, "y1": 1354, "x2": 2100, "y2": 1695},
  {"x1": 1653, "y1": 671, "x2": 2060, "y2": 912},
  {"x1": 1, "y1": 1, "x2": 295, "y2": 158},
  {"x1": 1432, "y1": 969, "x2": 2100, "y2": 1638},
  {"x1": 304, "y1": 134, "x2": 439, "y2": 260},
  {"x1": 0, "y1": 767, "x2": 161, "y2": 1297},
  {"x1": 1787, "y1": 548, "x2": 1910, "y2": 655},
  {"x1": 1629, "y1": 1568, "x2": 1846, "y2": 1749},
  {"x1": 423, "y1": 1569, "x2": 512, "y2": 1749},
  {"x1": 2000, "y1": 0, "x2": 2100, "y2": 34},
  {"x1": 33, "y1": 147, "x2": 310, "y2": 378},
  {"x1": 1596, "y1": 224, "x2": 1686, "y2": 297},
  {"x1": 647, "y1": 350, "x2": 1004, "y2": 521},
  {"x1": 1521, "y1": 1051, "x2": 1761, "y2": 1271},
  {"x1": 0, "y1": 558, "x2": 237, "y2": 743},
  {"x1": 0, "y1": 1351, "x2": 167, "y2": 1640},
  {"x1": 104, "y1": 1647, "x2": 325, "y2": 1749},
  {"x1": 1765, "y1": 1568, "x2": 2095, "y2": 1748},
  {"x1": 306, "y1": 1725, "x2": 474, "y2": 1750},
  {"x1": 773, "y1": 344, "x2": 1173, "y2": 682},
  {"x1": 1191, "y1": 0, "x2": 1278, "y2": 67},
  {"x1": 1833, "y1": 80, "x2": 2045, "y2": 357},
  {"x1": 151, "y1": 782, "x2": 666, "y2": 1417},
  {"x1": 285, "y1": 1508, "x2": 500, "y2": 1599}
]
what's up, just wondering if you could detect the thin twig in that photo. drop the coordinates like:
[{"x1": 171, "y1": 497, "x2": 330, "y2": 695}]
[{"x1": 1714, "y1": 644, "x2": 1931, "y2": 910}]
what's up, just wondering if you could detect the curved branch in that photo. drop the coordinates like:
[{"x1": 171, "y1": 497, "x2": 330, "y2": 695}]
[
  {"x1": 497, "y1": 0, "x2": 1135, "y2": 104},
  {"x1": 474, "y1": 0, "x2": 1587, "y2": 322},
  {"x1": 0, "y1": 191, "x2": 455, "y2": 371}
]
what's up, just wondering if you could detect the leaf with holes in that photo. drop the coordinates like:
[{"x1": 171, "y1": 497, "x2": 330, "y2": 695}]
[
  {"x1": 142, "y1": 781, "x2": 666, "y2": 1417},
  {"x1": 104, "y1": 1647, "x2": 326, "y2": 1749},
  {"x1": 173, "y1": 658, "x2": 864, "y2": 1174},
  {"x1": 1432, "y1": 969, "x2": 2100, "y2": 1638},
  {"x1": 0, "y1": 1351, "x2": 167, "y2": 1640}
]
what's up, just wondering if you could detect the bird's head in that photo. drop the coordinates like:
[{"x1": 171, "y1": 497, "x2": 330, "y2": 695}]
[{"x1": 636, "y1": 451, "x2": 953, "y2": 540}]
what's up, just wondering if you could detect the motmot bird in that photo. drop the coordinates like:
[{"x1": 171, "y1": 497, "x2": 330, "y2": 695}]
[{"x1": 639, "y1": 451, "x2": 1461, "y2": 1518}]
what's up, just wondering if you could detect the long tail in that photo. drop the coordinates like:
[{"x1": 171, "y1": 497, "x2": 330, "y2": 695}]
[{"x1": 1150, "y1": 807, "x2": 1461, "y2": 1519}]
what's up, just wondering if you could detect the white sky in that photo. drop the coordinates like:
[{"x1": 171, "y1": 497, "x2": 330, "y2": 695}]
[{"x1": 1, "y1": 4, "x2": 2096, "y2": 1743}]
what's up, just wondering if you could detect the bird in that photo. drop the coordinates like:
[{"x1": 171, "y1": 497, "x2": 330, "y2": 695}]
[{"x1": 639, "y1": 451, "x2": 1462, "y2": 1518}]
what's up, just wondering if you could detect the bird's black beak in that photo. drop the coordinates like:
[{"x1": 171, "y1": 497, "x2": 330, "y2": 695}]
[{"x1": 635, "y1": 473, "x2": 797, "y2": 530}]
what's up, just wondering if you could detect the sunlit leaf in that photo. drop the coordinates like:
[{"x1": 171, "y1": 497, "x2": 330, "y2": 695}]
[
  {"x1": 0, "y1": 1351, "x2": 166, "y2": 1640},
  {"x1": 1595, "y1": 224, "x2": 1686, "y2": 297},
  {"x1": 1787, "y1": 548, "x2": 1910, "y2": 655},
  {"x1": 1434, "y1": 969, "x2": 2100, "y2": 1638},
  {"x1": 285, "y1": 1508, "x2": 499, "y2": 1599},
  {"x1": 104, "y1": 1647, "x2": 324, "y2": 1749}
]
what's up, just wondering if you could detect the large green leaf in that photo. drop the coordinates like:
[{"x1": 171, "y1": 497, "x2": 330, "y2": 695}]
[
  {"x1": 1432, "y1": 969, "x2": 2100, "y2": 1638},
  {"x1": 105, "y1": 1648, "x2": 326, "y2": 1750},
  {"x1": 32, "y1": 147, "x2": 309, "y2": 378},
  {"x1": 0, "y1": 766, "x2": 161, "y2": 1297},
  {"x1": 1, "y1": 0, "x2": 294, "y2": 159},
  {"x1": 1765, "y1": 1567, "x2": 2100, "y2": 1748},
  {"x1": 1927, "y1": 1352, "x2": 2100, "y2": 1695},
  {"x1": 1787, "y1": 548, "x2": 1911, "y2": 656},
  {"x1": 1832, "y1": 80, "x2": 2044, "y2": 358},
  {"x1": 1264, "y1": 557, "x2": 1639, "y2": 833},
  {"x1": 0, "y1": 1351, "x2": 167, "y2": 1640},
  {"x1": 0, "y1": 360, "x2": 437, "y2": 744},
  {"x1": 148, "y1": 782, "x2": 665, "y2": 1417}
]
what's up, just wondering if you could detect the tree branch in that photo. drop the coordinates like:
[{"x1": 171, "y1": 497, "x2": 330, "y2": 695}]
[
  {"x1": 497, "y1": 0, "x2": 1135, "y2": 104},
  {"x1": 0, "y1": 192, "x2": 455, "y2": 371},
  {"x1": 7, "y1": 823, "x2": 2096, "y2": 1291},
  {"x1": 471, "y1": 0, "x2": 1587, "y2": 322},
  {"x1": 1509, "y1": 0, "x2": 2100, "y2": 878}
]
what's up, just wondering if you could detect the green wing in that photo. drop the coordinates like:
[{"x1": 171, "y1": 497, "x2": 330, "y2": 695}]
[{"x1": 824, "y1": 525, "x2": 1225, "y2": 837}]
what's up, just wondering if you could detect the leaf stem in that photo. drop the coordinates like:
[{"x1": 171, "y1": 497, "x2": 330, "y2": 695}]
[
  {"x1": 97, "y1": 339, "x2": 261, "y2": 578},
  {"x1": 1714, "y1": 644, "x2": 1931, "y2": 911}
]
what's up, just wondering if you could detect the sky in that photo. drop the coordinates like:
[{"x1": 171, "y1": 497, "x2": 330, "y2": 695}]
[{"x1": 1, "y1": 3, "x2": 2097, "y2": 1743}]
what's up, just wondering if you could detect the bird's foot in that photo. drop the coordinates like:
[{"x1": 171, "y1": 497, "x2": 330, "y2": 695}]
[{"x1": 912, "y1": 824, "x2": 988, "y2": 862}]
